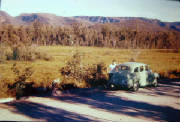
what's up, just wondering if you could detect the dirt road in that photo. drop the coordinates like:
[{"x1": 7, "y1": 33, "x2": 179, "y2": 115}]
[{"x1": 0, "y1": 80, "x2": 179, "y2": 122}]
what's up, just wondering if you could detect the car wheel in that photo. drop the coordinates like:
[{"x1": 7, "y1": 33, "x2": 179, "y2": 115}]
[
  {"x1": 153, "y1": 78, "x2": 158, "y2": 87},
  {"x1": 132, "y1": 81, "x2": 139, "y2": 91},
  {"x1": 109, "y1": 83, "x2": 116, "y2": 90}
]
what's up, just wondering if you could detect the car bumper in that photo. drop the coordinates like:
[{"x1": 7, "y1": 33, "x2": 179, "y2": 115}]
[{"x1": 108, "y1": 82, "x2": 132, "y2": 89}]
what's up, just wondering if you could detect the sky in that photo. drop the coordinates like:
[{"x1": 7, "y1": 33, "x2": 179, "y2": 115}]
[{"x1": 1, "y1": 0, "x2": 180, "y2": 22}]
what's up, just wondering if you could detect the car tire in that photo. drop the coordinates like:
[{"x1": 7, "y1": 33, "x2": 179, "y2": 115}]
[
  {"x1": 132, "y1": 81, "x2": 139, "y2": 91},
  {"x1": 109, "y1": 83, "x2": 116, "y2": 90},
  {"x1": 153, "y1": 78, "x2": 158, "y2": 87}
]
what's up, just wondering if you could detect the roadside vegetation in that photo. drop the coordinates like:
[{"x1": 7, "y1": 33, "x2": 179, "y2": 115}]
[
  {"x1": 0, "y1": 46, "x2": 180, "y2": 98},
  {"x1": 0, "y1": 43, "x2": 52, "y2": 62},
  {"x1": 0, "y1": 22, "x2": 180, "y2": 98},
  {"x1": 60, "y1": 50, "x2": 108, "y2": 89}
]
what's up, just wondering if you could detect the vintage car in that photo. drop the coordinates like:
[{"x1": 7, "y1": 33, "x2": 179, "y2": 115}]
[{"x1": 108, "y1": 62, "x2": 159, "y2": 91}]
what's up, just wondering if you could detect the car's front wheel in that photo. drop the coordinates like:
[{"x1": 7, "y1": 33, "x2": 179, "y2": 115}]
[{"x1": 132, "y1": 81, "x2": 139, "y2": 91}]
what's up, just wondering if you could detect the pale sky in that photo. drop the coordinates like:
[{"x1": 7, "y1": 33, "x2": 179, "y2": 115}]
[{"x1": 1, "y1": 0, "x2": 180, "y2": 22}]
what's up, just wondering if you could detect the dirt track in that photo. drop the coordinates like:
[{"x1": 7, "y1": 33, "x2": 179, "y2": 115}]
[{"x1": 0, "y1": 80, "x2": 180, "y2": 122}]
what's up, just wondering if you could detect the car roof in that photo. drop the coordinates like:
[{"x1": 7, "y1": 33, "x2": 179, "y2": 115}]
[{"x1": 119, "y1": 62, "x2": 147, "y2": 69}]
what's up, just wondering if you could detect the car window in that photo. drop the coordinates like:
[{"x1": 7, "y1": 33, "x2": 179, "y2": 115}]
[
  {"x1": 115, "y1": 65, "x2": 120, "y2": 72},
  {"x1": 120, "y1": 66, "x2": 129, "y2": 71},
  {"x1": 140, "y1": 66, "x2": 144, "y2": 72},
  {"x1": 134, "y1": 67, "x2": 139, "y2": 72},
  {"x1": 145, "y1": 65, "x2": 149, "y2": 71}
]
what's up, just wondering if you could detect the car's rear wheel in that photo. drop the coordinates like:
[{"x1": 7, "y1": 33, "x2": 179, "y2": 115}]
[
  {"x1": 109, "y1": 83, "x2": 116, "y2": 90},
  {"x1": 132, "y1": 81, "x2": 139, "y2": 91}
]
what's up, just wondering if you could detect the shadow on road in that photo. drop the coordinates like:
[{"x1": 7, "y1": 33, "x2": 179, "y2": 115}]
[
  {"x1": 138, "y1": 79, "x2": 180, "y2": 98},
  {"x1": 5, "y1": 100, "x2": 98, "y2": 122},
  {"x1": 158, "y1": 78, "x2": 180, "y2": 86},
  {"x1": 1, "y1": 79, "x2": 180, "y2": 122},
  {"x1": 52, "y1": 87, "x2": 180, "y2": 122}
]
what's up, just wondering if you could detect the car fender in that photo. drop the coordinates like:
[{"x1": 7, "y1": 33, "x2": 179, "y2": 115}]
[
  {"x1": 132, "y1": 74, "x2": 139, "y2": 82},
  {"x1": 154, "y1": 72, "x2": 159, "y2": 78}
]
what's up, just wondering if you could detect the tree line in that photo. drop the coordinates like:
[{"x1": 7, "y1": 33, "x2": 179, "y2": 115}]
[{"x1": 0, "y1": 21, "x2": 179, "y2": 49}]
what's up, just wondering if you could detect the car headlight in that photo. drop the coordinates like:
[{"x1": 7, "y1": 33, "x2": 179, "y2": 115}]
[{"x1": 110, "y1": 84, "x2": 115, "y2": 88}]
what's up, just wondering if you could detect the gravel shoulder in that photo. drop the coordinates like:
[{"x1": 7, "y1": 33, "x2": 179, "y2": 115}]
[{"x1": 0, "y1": 80, "x2": 179, "y2": 122}]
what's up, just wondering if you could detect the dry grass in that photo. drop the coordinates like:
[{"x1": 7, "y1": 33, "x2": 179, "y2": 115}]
[{"x1": 0, "y1": 46, "x2": 180, "y2": 97}]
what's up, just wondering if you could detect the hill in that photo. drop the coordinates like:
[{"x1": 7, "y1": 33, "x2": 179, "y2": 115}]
[
  {"x1": 75, "y1": 16, "x2": 180, "y2": 31},
  {"x1": 0, "y1": 11, "x2": 180, "y2": 32},
  {"x1": 0, "y1": 11, "x2": 20, "y2": 25}
]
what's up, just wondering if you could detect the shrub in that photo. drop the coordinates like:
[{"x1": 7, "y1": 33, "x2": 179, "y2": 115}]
[
  {"x1": 0, "y1": 79, "x2": 9, "y2": 98},
  {"x1": 60, "y1": 50, "x2": 85, "y2": 87},
  {"x1": 9, "y1": 63, "x2": 34, "y2": 99},
  {"x1": 12, "y1": 44, "x2": 39, "y2": 61},
  {"x1": 34, "y1": 72, "x2": 55, "y2": 89},
  {"x1": 85, "y1": 63, "x2": 108, "y2": 87},
  {"x1": 60, "y1": 50, "x2": 108, "y2": 89}
]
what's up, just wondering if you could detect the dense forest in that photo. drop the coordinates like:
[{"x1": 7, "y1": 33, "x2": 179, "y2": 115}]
[{"x1": 0, "y1": 21, "x2": 179, "y2": 49}]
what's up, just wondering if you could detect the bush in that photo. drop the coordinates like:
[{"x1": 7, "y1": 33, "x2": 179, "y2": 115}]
[
  {"x1": 60, "y1": 50, "x2": 108, "y2": 89},
  {"x1": 12, "y1": 44, "x2": 45, "y2": 61},
  {"x1": 9, "y1": 63, "x2": 34, "y2": 99},
  {"x1": 60, "y1": 50, "x2": 85, "y2": 87},
  {"x1": 84, "y1": 63, "x2": 108, "y2": 87},
  {"x1": 0, "y1": 79, "x2": 9, "y2": 98}
]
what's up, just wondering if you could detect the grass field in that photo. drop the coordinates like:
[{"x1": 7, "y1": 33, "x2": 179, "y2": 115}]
[{"x1": 0, "y1": 46, "x2": 180, "y2": 97}]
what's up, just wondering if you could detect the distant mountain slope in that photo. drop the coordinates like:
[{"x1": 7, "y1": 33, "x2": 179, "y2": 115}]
[
  {"x1": 0, "y1": 11, "x2": 179, "y2": 32},
  {"x1": 15, "y1": 13, "x2": 93, "y2": 26},
  {"x1": 74, "y1": 16, "x2": 180, "y2": 31},
  {"x1": 0, "y1": 11, "x2": 20, "y2": 25},
  {"x1": 16, "y1": 13, "x2": 76, "y2": 26}
]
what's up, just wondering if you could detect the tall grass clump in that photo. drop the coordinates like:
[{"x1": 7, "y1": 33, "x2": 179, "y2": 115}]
[
  {"x1": 0, "y1": 43, "x2": 53, "y2": 62},
  {"x1": 0, "y1": 43, "x2": 12, "y2": 63},
  {"x1": 12, "y1": 44, "x2": 53, "y2": 61}
]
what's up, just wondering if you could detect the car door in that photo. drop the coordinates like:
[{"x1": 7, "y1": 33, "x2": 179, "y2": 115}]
[
  {"x1": 146, "y1": 66, "x2": 155, "y2": 85},
  {"x1": 139, "y1": 66, "x2": 148, "y2": 86}
]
